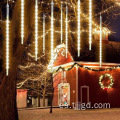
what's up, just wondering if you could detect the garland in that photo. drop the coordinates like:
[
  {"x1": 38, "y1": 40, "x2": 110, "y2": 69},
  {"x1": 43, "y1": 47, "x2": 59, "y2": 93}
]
[{"x1": 50, "y1": 62, "x2": 120, "y2": 73}]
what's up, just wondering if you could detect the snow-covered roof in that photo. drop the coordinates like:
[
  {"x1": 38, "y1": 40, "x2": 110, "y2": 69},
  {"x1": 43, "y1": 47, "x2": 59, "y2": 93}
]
[{"x1": 48, "y1": 44, "x2": 73, "y2": 71}]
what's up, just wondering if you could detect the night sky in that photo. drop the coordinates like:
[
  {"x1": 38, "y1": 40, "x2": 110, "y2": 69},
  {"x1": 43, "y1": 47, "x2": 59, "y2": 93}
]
[
  {"x1": 108, "y1": 8, "x2": 120, "y2": 41},
  {"x1": 101, "y1": 6, "x2": 120, "y2": 41},
  {"x1": 93, "y1": 0, "x2": 120, "y2": 42}
]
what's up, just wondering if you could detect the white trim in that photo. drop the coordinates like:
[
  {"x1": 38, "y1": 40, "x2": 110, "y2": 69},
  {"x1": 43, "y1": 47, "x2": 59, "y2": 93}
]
[
  {"x1": 61, "y1": 70, "x2": 64, "y2": 83},
  {"x1": 48, "y1": 43, "x2": 74, "y2": 70},
  {"x1": 64, "y1": 71, "x2": 67, "y2": 82},
  {"x1": 76, "y1": 66, "x2": 78, "y2": 103}
]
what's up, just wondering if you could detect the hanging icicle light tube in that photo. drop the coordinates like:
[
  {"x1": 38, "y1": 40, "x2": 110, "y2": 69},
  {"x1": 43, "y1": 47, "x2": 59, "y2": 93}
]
[
  {"x1": 6, "y1": 1, "x2": 9, "y2": 76},
  {"x1": 35, "y1": 0, "x2": 38, "y2": 61},
  {"x1": 61, "y1": 4, "x2": 63, "y2": 44},
  {"x1": 78, "y1": 0, "x2": 81, "y2": 57},
  {"x1": 66, "y1": 5, "x2": 68, "y2": 58},
  {"x1": 51, "y1": 1, "x2": 54, "y2": 71},
  {"x1": 100, "y1": 14, "x2": 102, "y2": 67},
  {"x1": 43, "y1": 14, "x2": 45, "y2": 54},
  {"x1": 89, "y1": 0, "x2": 92, "y2": 50},
  {"x1": 21, "y1": 0, "x2": 24, "y2": 44}
]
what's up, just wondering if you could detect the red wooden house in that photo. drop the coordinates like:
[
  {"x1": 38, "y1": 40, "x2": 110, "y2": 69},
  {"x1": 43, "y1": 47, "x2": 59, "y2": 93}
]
[{"x1": 48, "y1": 44, "x2": 120, "y2": 108}]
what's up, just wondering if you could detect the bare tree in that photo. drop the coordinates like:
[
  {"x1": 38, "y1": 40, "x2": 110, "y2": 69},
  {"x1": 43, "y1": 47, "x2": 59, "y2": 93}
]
[{"x1": 17, "y1": 53, "x2": 52, "y2": 107}]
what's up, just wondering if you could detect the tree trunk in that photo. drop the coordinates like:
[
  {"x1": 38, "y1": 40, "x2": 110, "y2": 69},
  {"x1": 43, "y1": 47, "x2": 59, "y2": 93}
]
[
  {"x1": 0, "y1": 72, "x2": 18, "y2": 120},
  {"x1": 43, "y1": 78, "x2": 47, "y2": 107},
  {"x1": 0, "y1": 0, "x2": 34, "y2": 119},
  {"x1": 50, "y1": 74, "x2": 54, "y2": 113},
  {"x1": 43, "y1": 89, "x2": 46, "y2": 107},
  {"x1": 50, "y1": 87, "x2": 54, "y2": 113},
  {"x1": 38, "y1": 79, "x2": 40, "y2": 107},
  {"x1": 38, "y1": 93, "x2": 40, "y2": 107}
]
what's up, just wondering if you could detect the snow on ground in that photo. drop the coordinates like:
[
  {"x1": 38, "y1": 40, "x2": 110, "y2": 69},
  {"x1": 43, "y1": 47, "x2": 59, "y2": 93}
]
[{"x1": 18, "y1": 108, "x2": 120, "y2": 120}]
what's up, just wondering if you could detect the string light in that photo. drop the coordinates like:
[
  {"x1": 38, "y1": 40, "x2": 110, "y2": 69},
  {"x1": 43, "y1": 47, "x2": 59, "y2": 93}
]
[
  {"x1": 39, "y1": 31, "x2": 49, "y2": 38},
  {"x1": 89, "y1": 0, "x2": 92, "y2": 50},
  {"x1": 6, "y1": 1, "x2": 9, "y2": 76},
  {"x1": 100, "y1": 14, "x2": 102, "y2": 67},
  {"x1": 21, "y1": 0, "x2": 24, "y2": 44},
  {"x1": 51, "y1": 0, "x2": 54, "y2": 71},
  {"x1": 66, "y1": 5, "x2": 68, "y2": 58},
  {"x1": 40, "y1": 1, "x2": 110, "y2": 33},
  {"x1": 35, "y1": 0, "x2": 38, "y2": 61},
  {"x1": 38, "y1": 28, "x2": 108, "y2": 36},
  {"x1": 61, "y1": 4, "x2": 63, "y2": 44},
  {"x1": 39, "y1": 1, "x2": 111, "y2": 34},
  {"x1": 99, "y1": 73, "x2": 114, "y2": 90},
  {"x1": 95, "y1": 6, "x2": 114, "y2": 16},
  {"x1": 114, "y1": 1, "x2": 120, "y2": 6},
  {"x1": 49, "y1": 62, "x2": 120, "y2": 73},
  {"x1": 43, "y1": 14, "x2": 45, "y2": 54},
  {"x1": 47, "y1": 13, "x2": 110, "y2": 34},
  {"x1": 27, "y1": 52, "x2": 48, "y2": 61},
  {"x1": 78, "y1": 0, "x2": 81, "y2": 57}
]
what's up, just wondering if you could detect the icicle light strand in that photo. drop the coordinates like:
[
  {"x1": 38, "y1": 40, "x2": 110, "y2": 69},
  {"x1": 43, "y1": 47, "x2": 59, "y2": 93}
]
[
  {"x1": 61, "y1": 4, "x2": 63, "y2": 44},
  {"x1": 43, "y1": 14, "x2": 45, "y2": 54},
  {"x1": 100, "y1": 14, "x2": 102, "y2": 67},
  {"x1": 35, "y1": 0, "x2": 38, "y2": 61},
  {"x1": 66, "y1": 5, "x2": 68, "y2": 58},
  {"x1": 6, "y1": 2, "x2": 9, "y2": 76},
  {"x1": 89, "y1": 0, "x2": 92, "y2": 50},
  {"x1": 78, "y1": 0, "x2": 81, "y2": 57},
  {"x1": 21, "y1": 0, "x2": 24, "y2": 44},
  {"x1": 51, "y1": 1, "x2": 54, "y2": 71}
]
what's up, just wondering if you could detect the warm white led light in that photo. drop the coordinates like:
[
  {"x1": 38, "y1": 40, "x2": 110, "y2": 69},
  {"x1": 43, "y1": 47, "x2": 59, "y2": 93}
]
[
  {"x1": 43, "y1": 14, "x2": 45, "y2": 54},
  {"x1": 35, "y1": 0, "x2": 38, "y2": 61},
  {"x1": 89, "y1": 0, "x2": 92, "y2": 50},
  {"x1": 21, "y1": 0, "x2": 24, "y2": 44},
  {"x1": 61, "y1": 4, "x2": 63, "y2": 44},
  {"x1": 78, "y1": 0, "x2": 81, "y2": 57},
  {"x1": 6, "y1": 3, "x2": 9, "y2": 76},
  {"x1": 66, "y1": 5, "x2": 68, "y2": 58},
  {"x1": 100, "y1": 14, "x2": 102, "y2": 67},
  {"x1": 51, "y1": 1, "x2": 54, "y2": 70}
]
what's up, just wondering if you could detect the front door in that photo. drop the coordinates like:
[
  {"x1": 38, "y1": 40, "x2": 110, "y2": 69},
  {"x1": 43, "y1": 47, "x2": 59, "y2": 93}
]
[{"x1": 81, "y1": 86, "x2": 89, "y2": 103}]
